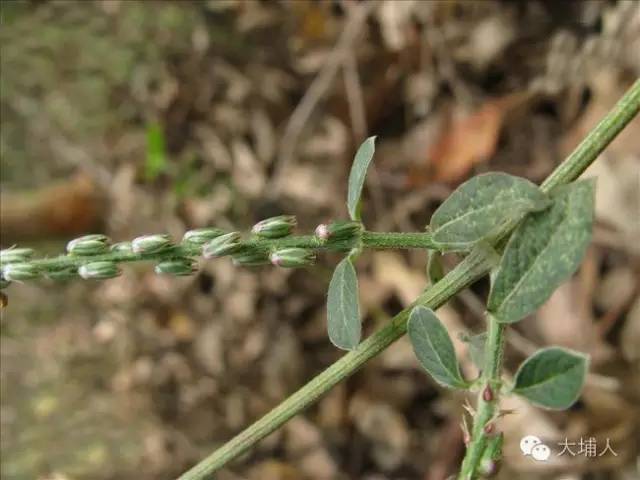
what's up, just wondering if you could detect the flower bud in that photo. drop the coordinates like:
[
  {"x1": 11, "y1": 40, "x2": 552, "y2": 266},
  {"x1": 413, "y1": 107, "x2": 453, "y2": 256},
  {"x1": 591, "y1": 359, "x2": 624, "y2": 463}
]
[
  {"x1": 1, "y1": 248, "x2": 35, "y2": 264},
  {"x1": 482, "y1": 385, "x2": 494, "y2": 402},
  {"x1": 110, "y1": 242, "x2": 133, "y2": 254},
  {"x1": 251, "y1": 215, "x2": 297, "y2": 238},
  {"x1": 67, "y1": 234, "x2": 110, "y2": 255},
  {"x1": 270, "y1": 248, "x2": 316, "y2": 268},
  {"x1": 479, "y1": 432, "x2": 503, "y2": 477},
  {"x1": 155, "y1": 259, "x2": 197, "y2": 276},
  {"x1": 182, "y1": 228, "x2": 225, "y2": 245},
  {"x1": 315, "y1": 221, "x2": 362, "y2": 242},
  {"x1": 203, "y1": 232, "x2": 242, "y2": 258},
  {"x1": 78, "y1": 261, "x2": 121, "y2": 280},
  {"x1": 1, "y1": 263, "x2": 40, "y2": 281},
  {"x1": 232, "y1": 249, "x2": 270, "y2": 267},
  {"x1": 131, "y1": 234, "x2": 172, "y2": 255}
]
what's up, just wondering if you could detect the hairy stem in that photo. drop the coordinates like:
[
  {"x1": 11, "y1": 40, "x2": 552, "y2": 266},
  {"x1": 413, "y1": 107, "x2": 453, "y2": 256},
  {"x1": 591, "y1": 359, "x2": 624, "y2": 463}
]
[
  {"x1": 178, "y1": 78, "x2": 640, "y2": 480},
  {"x1": 3, "y1": 231, "x2": 437, "y2": 277},
  {"x1": 457, "y1": 315, "x2": 504, "y2": 479}
]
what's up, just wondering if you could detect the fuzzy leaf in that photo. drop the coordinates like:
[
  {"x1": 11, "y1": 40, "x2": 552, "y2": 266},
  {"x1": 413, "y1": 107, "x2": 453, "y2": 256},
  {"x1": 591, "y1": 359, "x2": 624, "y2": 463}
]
[
  {"x1": 408, "y1": 306, "x2": 468, "y2": 389},
  {"x1": 327, "y1": 257, "x2": 361, "y2": 350},
  {"x1": 429, "y1": 173, "x2": 550, "y2": 251},
  {"x1": 347, "y1": 136, "x2": 376, "y2": 220},
  {"x1": 488, "y1": 179, "x2": 595, "y2": 323},
  {"x1": 513, "y1": 347, "x2": 588, "y2": 409}
]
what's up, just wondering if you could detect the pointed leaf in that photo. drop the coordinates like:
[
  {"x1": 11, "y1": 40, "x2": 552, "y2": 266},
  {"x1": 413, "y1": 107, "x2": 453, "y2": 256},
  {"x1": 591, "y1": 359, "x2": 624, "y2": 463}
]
[
  {"x1": 488, "y1": 179, "x2": 595, "y2": 323},
  {"x1": 429, "y1": 173, "x2": 550, "y2": 251},
  {"x1": 347, "y1": 136, "x2": 376, "y2": 220},
  {"x1": 513, "y1": 347, "x2": 588, "y2": 410},
  {"x1": 327, "y1": 257, "x2": 361, "y2": 350},
  {"x1": 408, "y1": 306, "x2": 468, "y2": 389}
]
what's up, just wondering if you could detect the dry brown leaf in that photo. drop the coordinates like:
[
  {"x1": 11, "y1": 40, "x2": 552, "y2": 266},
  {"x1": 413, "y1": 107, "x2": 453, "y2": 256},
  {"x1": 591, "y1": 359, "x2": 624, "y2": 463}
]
[{"x1": 427, "y1": 93, "x2": 528, "y2": 183}]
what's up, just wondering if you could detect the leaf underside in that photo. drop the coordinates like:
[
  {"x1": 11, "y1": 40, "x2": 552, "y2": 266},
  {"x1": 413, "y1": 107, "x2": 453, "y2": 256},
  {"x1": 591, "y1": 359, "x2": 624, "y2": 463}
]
[
  {"x1": 347, "y1": 136, "x2": 376, "y2": 220},
  {"x1": 513, "y1": 347, "x2": 588, "y2": 410},
  {"x1": 488, "y1": 179, "x2": 595, "y2": 323},
  {"x1": 429, "y1": 173, "x2": 550, "y2": 251},
  {"x1": 327, "y1": 257, "x2": 361, "y2": 350},
  {"x1": 408, "y1": 306, "x2": 468, "y2": 389}
]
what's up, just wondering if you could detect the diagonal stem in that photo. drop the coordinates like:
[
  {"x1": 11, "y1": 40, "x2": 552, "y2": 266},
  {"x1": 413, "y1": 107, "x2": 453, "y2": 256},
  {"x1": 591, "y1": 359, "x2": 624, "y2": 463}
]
[{"x1": 178, "y1": 79, "x2": 640, "y2": 480}]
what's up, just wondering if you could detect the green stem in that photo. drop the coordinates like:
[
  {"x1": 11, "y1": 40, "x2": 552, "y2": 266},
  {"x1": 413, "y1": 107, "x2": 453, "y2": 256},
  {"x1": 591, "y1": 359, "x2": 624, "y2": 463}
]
[
  {"x1": 457, "y1": 315, "x2": 504, "y2": 479},
  {"x1": 362, "y1": 231, "x2": 439, "y2": 249},
  {"x1": 177, "y1": 78, "x2": 640, "y2": 480},
  {"x1": 8, "y1": 231, "x2": 437, "y2": 276}
]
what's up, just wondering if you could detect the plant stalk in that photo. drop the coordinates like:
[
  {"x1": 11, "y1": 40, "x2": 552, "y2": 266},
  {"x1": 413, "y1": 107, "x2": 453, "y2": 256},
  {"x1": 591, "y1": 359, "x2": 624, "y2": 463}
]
[
  {"x1": 8, "y1": 232, "x2": 438, "y2": 277},
  {"x1": 457, "y1": 315, "x2": 505, "y2": 479}
]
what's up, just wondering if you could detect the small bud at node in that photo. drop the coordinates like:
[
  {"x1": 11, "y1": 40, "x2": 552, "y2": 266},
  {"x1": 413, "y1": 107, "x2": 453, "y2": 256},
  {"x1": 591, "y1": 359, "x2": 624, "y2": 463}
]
[
  {"x1": 131, "y1": 234, "x2": 172, "y2": 255},
  {"x1": 78, "y1": 261, "x2": 121, "y2": 280},
  {"x1": 182, "y1": 228, "x2": 225, "y2": 245},
  {"x1": 2, "y1": 263, "x2": 40, "y2": 281},
  {"x1": 155, "y1": 259, "x2": 197, "y2": 276},
  {"x1": 269, "y1": 248, "x2": 315, "y2": 268},
  {"x1": 251, "y1": 215, "x2": 296, "y2": 238},
  {"x1": 67, "y1": 234, "x2": 110, "y2": 255},
  {"x1": 203, "y1": 232, "x2": 242, "y2": 258},
  {"x1": 315, "y1": 224, "x2": 330, "y2": 240},
  {"x1": 482, "y1": 385, "x2": 494, "y2": 402},
  {"x1": 1, "y1": 248, "x2": 35, "y2": 264}
]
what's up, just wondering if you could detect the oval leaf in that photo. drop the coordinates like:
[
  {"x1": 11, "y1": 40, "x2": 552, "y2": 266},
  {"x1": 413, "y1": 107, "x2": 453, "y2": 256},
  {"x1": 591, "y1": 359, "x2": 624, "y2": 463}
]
[
  {"x1": 408, "y1": 306, "x2": 468, "y2": 389},
  {"x1": 327, "y1": 257, "x2": 361, "y2": 350},
  {"x1": 429, "y1": 173, "x2": 550, "y2": 251},
  {"x1": 347, "y1": 136, "x2": 376, "y2": 220},
  {"x1": 513, "y1": 347, "x2": 588, "y2": 410},
  {"x1": 488, "y1": 179, "x2": 595, "y2": 323}
]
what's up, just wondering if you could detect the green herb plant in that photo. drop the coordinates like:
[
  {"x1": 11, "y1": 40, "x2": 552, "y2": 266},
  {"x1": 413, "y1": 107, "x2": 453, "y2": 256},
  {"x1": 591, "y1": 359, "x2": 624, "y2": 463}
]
[{"x1": 2, "y1": 80, "x2": 639, "y2": 479}]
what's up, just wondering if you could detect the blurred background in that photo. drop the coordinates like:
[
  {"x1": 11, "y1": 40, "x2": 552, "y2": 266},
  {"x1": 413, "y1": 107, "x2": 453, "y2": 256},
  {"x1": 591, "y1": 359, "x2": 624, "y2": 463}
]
[{"x1": 1, "y1": 1, "x2": 639, "y2": 479}]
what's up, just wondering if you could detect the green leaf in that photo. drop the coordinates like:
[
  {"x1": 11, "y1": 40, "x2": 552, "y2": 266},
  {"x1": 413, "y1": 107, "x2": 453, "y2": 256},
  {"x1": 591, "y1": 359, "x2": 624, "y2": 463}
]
[
  {"x1": 488, "y1": 179, "x2": 595, "y2": 323},
  {"x1": 145, "y1": 122, "x2": 167, "y2": 181},
  {"x1": 459, "y1": 332, "x2": 486, "y2": 372},
  {"x1": 347, "y1": 136, "x2": 376, "y2": 220},
  {"x1": 513, "y1": 347, "x2": 588, "y2": 410},
  {"x1": 429, "y1": 173, "x2": 550, "y2": 251},
  {"x1": 327, "y1": 257, "x2": 361, "y2": 350},
  {"x1": 408, "y1": 306, "x2": 468, "y2": 389},
  {"x1": 426, "y1": 250, "x2": 444, "y2": 285}
]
